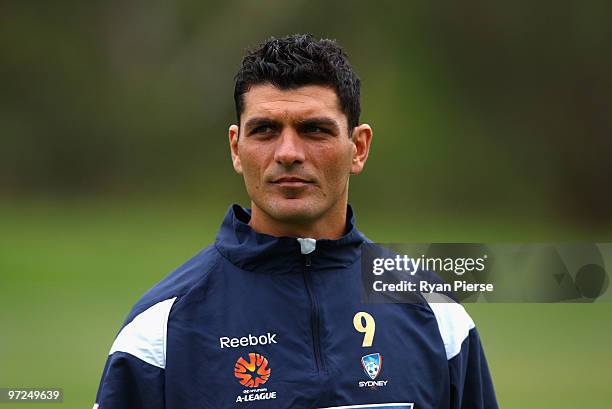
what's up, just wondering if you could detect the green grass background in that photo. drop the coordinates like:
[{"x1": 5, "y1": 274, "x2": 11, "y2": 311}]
[{"x1": 1, "y1": 201, "x2": 611, "y2": 409}]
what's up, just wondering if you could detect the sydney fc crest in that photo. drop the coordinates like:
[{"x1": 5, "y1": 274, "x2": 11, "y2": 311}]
[
  {"x1": 358, "y1": 353, "x2": 387, "y2": 388},
  {"x1": 361, "y1": 353, "x2": 382, "y2": 380}
]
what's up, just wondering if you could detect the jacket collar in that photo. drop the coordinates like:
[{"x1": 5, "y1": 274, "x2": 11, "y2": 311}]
[{"x1": 214, "y1": 204, "x2": 366, "y2": 274}]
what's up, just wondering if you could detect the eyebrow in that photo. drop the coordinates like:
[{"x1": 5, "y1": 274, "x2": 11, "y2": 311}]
[
  {"x1": 244, "y1": 117, "x2": 280, "y2": 131},
  {"x1": 243, "y1": 117, "x2": 341, "y2": 133},
  {"x1": 296, "y1": 117, "x2": 341, "y2": 133}
]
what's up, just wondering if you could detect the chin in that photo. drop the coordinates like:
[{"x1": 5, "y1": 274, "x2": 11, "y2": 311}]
[{"x1": 265, "y1": 199, "x2": 321, "y2": 223}]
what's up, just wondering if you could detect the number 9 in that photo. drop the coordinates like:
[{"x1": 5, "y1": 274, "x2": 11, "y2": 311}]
[{"x1": 353, "y1": 311, "x2": 375, "y2": 347}]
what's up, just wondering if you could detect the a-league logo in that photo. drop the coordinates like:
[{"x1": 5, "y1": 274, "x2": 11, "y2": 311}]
[{"x1": 234, "y1": 353, "x2": 271, "y2": 387}]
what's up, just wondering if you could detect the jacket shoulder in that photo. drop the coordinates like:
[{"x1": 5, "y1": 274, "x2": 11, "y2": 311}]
[
  {"x1": 424, "y1": 293, "x2": 475, "y2": 360},
  {"x1": 124, "y1": 244, "x2": 221, "y2": 326}
]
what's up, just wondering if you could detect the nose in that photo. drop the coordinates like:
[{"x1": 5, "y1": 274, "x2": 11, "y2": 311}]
[{"x1": 274, "y1": 128, "x2": 305, "y2": 167}]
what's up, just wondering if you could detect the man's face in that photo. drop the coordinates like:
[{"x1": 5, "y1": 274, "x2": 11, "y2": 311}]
[{"x1": 229, "y1": 84, "x2": 370, "y2": 228}]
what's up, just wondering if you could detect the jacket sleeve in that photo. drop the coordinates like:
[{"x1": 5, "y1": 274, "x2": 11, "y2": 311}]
[
  {"x1": 94, "y1": 352, "x2": 165, "y2": 409},
  {"x1": 93, "y1": 297, "x2": 176, "y2": 409},
  {"x1": 426, "y1": 295, "x2": 498, "y2": 409},
  {"x1": 448, "y1": 327, "x2": 498, "y2": 409}
]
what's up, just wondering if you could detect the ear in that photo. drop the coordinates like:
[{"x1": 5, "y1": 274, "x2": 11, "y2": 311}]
[
  {"x1": 228, "y1": 124, "x2": 243, "y2": 174},
  {"x1": 350, "y1": 124, "x2": 373, "y2": 175}
]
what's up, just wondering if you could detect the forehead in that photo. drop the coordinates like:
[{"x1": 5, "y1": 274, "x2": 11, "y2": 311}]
[{"x1": 241, "y1": 84, "x2": 344, "y2": 122}]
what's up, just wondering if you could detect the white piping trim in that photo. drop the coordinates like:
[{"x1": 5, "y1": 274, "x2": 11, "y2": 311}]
[
  {"x1": 318, "y1": 404, "x2": 414, "y2": 409},
  {"x1": 424, "y1": 292, "x2": 475, "y2": 360},
  {"x1": 109, "y1": 297, "x2": 177, "y2": 369}
]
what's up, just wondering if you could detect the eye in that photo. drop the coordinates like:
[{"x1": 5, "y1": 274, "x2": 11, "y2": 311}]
[
  {"x1": 304, "y1": 125, "x2": 329, "y2": 134},
  {"x1": 252, "y1": 125, "x2": 273, "y2": 134},
  {"x1": 248, "y1": 125, "x2": 278, "y2": 139}
]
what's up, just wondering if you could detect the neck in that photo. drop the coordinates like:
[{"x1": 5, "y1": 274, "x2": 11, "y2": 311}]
[{"x1": 248, "y1": 200, "x2": 348, "y2": 240}]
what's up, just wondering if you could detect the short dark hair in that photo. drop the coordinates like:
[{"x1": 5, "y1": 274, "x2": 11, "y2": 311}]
[{"x1": 234, "y1": 34, "x2": 361, "y2": 132}]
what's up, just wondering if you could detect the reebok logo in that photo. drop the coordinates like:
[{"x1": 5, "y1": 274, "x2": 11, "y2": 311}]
[{"x1": 220, "y1": 332, "x2": 278, "y2": 349}]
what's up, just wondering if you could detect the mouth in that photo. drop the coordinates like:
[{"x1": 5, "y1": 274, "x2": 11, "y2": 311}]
[{"x1": 271, "y1": 176, "x2": 313, "y2": 187}]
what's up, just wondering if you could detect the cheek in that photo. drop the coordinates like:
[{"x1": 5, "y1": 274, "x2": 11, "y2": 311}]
[
  {"x1": 240, "y1": 157, "x2": 259, "y2": 185},
  {"x1": 316, "y1": 145, "x2": 353, "y2": 187},
  {"x1": 238, "y1": 147, "x2": 267, "y2": 188}
]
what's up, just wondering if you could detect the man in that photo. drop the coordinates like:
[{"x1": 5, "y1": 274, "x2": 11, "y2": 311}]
[{"x1": 94, "y1": 34, "x2": 498, "y2": 409}]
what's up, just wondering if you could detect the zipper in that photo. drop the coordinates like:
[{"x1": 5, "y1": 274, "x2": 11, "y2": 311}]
[{"x1": 302, "y1": 253, "x2": 325, "y2": 373}]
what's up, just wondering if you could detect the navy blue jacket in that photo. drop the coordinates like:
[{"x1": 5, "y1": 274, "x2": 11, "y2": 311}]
[{"x1": 94, "y1": 204, "x2": 498, "y2": 409}]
